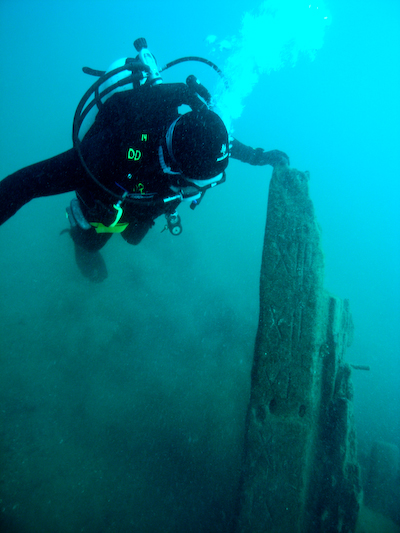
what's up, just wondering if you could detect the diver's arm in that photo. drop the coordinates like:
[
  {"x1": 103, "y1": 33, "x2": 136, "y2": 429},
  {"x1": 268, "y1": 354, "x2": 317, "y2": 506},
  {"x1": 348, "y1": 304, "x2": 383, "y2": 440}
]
[
  {"x1": 0, "y1": 149, "x2": 86, "y2": 225},
  {"x1": 230, "y1": 138, "x2": 290, "y2": 167}
]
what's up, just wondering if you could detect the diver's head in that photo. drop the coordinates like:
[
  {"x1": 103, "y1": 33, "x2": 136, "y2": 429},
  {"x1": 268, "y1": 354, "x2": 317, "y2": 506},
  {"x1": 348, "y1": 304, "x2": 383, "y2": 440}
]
[{"x1": 166, "y1": 109, "x2": 229, "y2": 182}]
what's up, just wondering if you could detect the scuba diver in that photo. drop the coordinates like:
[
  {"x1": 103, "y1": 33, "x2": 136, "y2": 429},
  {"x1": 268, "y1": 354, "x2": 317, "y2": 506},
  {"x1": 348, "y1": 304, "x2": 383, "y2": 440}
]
[{"x1": 0, "y1": 38, "x2": 289, "y2": 282}]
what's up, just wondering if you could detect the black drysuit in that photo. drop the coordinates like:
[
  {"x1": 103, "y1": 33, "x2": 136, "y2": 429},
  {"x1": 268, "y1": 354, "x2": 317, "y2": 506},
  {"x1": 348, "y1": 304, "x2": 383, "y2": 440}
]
[{"x1": 0, "y1": 83, "x2": 289, "y2": 266}]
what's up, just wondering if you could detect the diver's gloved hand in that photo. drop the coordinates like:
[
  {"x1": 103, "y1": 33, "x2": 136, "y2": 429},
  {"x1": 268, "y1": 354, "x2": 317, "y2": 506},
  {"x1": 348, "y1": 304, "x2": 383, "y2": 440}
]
[{"x1": 251, "y1": 148, "x2": 290, "y2": 167}]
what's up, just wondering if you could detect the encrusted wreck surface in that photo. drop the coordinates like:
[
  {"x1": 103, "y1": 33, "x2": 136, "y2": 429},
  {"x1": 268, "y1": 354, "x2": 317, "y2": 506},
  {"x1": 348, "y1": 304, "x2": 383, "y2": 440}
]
[{"x1": 235, "y1": 166, "x2": 361, "y2": 533}]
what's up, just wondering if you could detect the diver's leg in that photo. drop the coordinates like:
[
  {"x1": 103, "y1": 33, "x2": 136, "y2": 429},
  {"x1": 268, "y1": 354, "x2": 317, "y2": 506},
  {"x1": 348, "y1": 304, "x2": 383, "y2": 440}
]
[
  {"x1": 69, "y1": 226, "x2": 112, "y2": 283},
  {"x1": 63, "y1": 197, "x2": 112, "y2": 282},
  {"x1": 121, "y1": 219, "x2": 155, "y2": 245}
]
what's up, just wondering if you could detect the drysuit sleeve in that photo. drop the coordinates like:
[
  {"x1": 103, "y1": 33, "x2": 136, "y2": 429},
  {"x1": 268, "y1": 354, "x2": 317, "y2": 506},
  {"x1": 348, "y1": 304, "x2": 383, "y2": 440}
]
[
  {"x1": 230, "y1": 138, "x2": 290, "y2": 167},
  {"x1": 0, "y1": 148, "x2": 87, "y2": 226}
]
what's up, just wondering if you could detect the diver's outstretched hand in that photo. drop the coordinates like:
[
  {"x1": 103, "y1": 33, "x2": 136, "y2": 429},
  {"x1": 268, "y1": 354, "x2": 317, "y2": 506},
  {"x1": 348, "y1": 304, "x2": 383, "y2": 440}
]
[{"x1": 252, "y1": 148, "x2": 290, "y2": 167}]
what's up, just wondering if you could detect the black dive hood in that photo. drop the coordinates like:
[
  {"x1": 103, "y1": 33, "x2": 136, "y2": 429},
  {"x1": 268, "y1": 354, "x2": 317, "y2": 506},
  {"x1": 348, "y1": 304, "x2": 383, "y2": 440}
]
[{"x1": 72, "y1": 37, "x2": 228, "y2": 206}]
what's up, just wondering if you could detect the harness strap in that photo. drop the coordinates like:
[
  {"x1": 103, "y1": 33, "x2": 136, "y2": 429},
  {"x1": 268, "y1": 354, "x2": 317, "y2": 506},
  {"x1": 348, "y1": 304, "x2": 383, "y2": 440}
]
[{"x1": 90, "y1": 222, "x2": 129, "y2": 234}]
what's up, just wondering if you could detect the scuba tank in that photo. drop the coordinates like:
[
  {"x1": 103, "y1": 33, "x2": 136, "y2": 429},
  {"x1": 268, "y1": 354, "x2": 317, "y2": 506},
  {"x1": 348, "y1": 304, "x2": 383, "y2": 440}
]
[
  {"x1": 76, "y1": 37, "x2": 226, "y2": 142},
  {"x1": 78, "y1": 38, "x2": 163, "y2": 140}
]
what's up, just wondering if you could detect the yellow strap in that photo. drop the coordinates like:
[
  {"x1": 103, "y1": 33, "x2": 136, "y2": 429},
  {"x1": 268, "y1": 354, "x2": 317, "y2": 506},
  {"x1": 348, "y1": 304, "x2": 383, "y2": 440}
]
[
  {"x1": 110, "y1": 202, "x2": 124, "y2": 226},
  {"x1": 90, "y1": 222, "x2": 129, "y2": 234}
]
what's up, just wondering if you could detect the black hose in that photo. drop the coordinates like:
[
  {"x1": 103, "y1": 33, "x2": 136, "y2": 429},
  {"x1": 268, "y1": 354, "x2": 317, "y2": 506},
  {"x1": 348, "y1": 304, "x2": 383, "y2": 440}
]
[
  {"x1": 82, "y1": 66, "x2": 106, "y2": 77},
  {"x1": 161, "y1": 56, "x2": 228, "y2": 88}
]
